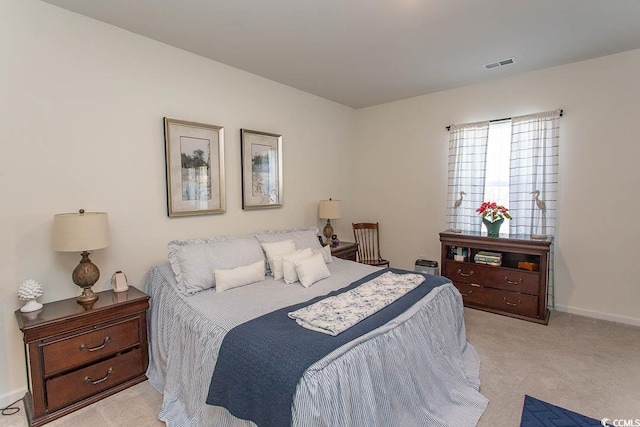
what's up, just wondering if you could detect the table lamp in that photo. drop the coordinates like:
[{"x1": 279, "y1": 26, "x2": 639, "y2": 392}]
[
  {"x1": 53, "y1": 209, "x2": 110, "y2": 307},
  {"x1": 318, "y1": 198, "x2": 342, "y2": 242}
]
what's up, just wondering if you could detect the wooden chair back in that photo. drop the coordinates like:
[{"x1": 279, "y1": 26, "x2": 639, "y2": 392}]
[{"x1": 352, "y1": 222, "x2": 389, "y2": 267}]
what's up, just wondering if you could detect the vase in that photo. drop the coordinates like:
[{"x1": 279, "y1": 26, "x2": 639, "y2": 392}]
[
  {"x1": 482, "y1": 218, "x2": 504, "y2": 237},
  {"x1": 20, "y1": 299, "x2": 43, "y2": 313}
]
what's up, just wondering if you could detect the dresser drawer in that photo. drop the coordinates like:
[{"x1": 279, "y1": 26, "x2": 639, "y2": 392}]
[
  {"x1": 445, "y1": 262, "x2": 539, "y2": 295},
  {"x1": 452, "y1": 282, "x2": 486, "y2": 306},
  {"x1": 43, "y1": 318, "x2": 140, "y2": 376},
  {"x1": 46, "y1": 348, "x2": 144, "y2": 412},
  {"x1": 483, "y1": 287, "x2": 539, "y2": 317},
  {"x1": 454, "y1": 281, "x2": 539, "y2": 317}
]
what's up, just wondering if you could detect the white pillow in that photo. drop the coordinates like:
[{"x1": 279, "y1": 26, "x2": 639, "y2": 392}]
[
  {"x1": 261, "y1": 239, "x2": 296, "y2": 280},
  {"x1": 295, "y1": 253, "x2": 331, "y2": 288},
  {"x1": 282, "y1": 248, "x2": 313, "y2": 284},
  {"x1": 168, "y1": 237, "x2": 264, "y2": 296},
  {"x1": 312, "y1": 244, "x2": 333, "y2": 264},
  {"x1": 215, "y1": 260, "x2": 265, "y2": 292},
  {"x1": 252, "y1": 228, "x2": 322, "y2": 250}
]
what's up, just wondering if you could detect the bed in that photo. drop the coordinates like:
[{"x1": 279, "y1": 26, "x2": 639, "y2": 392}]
[{"x1": 144, "y1": 230, "x2": 488, "y2": 426}]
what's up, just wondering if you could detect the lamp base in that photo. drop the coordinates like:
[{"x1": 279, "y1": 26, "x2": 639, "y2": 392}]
[
  {"x1": 73, "y1": 251, "x2": 101, "y2": 309},
  {"x1": 530, "y1": 234, "x2": 548, "y2": 240},
  {"x1": 77, "y1": 287, "x2": 99, "y2": 309},
  {"x1": 323, "y1": 219, "x2": 334, "y2": 241}
]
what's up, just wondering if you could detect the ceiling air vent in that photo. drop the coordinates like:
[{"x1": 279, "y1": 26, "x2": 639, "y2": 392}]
[{"x1": 483, "y1": 57, "x2": 516, "y2": 70}]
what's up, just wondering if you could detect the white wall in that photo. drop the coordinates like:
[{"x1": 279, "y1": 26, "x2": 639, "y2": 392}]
[
  {"x1": 0, "y1": 0, "x2": 355, "y2": 404},
  {"x1": 352, "y1": 48, "x2": 640, "y2": 326}
]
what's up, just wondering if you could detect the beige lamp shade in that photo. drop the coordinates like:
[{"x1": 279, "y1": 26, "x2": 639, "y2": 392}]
[
  {"x1": 53, "y1": 211, "x2": 111, "y2": 252},
  {"x1": 318, "y1": 199, "x2": 342, "y2": 219}
]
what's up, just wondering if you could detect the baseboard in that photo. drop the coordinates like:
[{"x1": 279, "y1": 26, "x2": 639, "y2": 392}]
[
  {"x1": 0, "y1": 387, "x2": 25, "y2": 409},
  {"x1": 554, "y1": 304, "x2": 640, "y2": 327}
]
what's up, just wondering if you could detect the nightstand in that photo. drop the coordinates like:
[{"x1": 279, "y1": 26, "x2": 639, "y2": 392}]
[
  {"x1": 330, "y1": 241, "x2": 358, "y2": 261},
  {"x1": 15, "y1": 287, "x2": 150, "y2": 427}
]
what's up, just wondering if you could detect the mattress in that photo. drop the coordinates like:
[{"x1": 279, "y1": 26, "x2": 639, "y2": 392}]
[{"x1": 144, "y1": 257, "x2": 488, "y2": 426}]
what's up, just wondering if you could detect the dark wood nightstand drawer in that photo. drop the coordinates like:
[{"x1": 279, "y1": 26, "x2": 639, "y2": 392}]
[
  {"x1": 330, "y1": 241, "x2": 358, "y2": 261},
  {"x1": 46, "y1": 348, "x2": 144, "y2": 412},
  {"x1": 43, "y1": 318, "x2": 140, "y2": 376},
  {"x1": 445, "y1": 261, "x2": 539, "y2": 295}
]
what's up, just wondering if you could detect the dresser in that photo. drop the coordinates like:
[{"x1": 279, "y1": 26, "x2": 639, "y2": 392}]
[
  {"x1": 439, "y1": 231, "x2": 552, "y2": 324},
  {"x1": 330, "y1": 241, "x2": 358, "y2": 261},
  {"x1": 15, "y1": 287, "x2": 150, "y2": 426}
]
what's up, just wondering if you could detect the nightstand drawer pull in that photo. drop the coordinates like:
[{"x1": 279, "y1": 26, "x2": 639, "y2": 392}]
[
  {"x1": 456, "y1": 269, "x2": 474, "y2": 277},
  {"x1": 80, "y1": 336, "x2": 111, "y2": 352},
  {"x1": 503, "y1": 276, "x2": 523, "y2": 285},
  {"x1": 460, "y1": 290, "x2": 473, "y2": 297},
  {"x1": 84, "y1": 367, "x2": 113, "y2": 385},
  {"x1": 503, "y1": 297, "x2": 521, "y2": 306}
]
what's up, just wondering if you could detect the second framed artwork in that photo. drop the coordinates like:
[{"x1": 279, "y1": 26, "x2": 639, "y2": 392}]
[{"x1": 240, "y1": 129, "x2": 283, "y2": 209}]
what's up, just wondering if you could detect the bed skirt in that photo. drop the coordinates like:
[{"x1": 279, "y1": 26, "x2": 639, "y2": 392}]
[{"x1": 144, "y1": 263, "x2": 488, "y2": 426}]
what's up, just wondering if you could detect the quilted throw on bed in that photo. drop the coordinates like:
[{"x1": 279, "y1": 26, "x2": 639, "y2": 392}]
[{"x1": 288, "y1": 271, "x2": 425, "y2": 335}]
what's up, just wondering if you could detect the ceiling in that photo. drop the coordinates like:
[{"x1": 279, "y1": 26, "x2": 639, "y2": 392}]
[{"x1": 42, "y1": 0, "x2": 640, "y2": 108}]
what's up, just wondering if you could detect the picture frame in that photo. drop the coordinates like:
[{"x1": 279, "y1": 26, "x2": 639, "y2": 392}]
[
  {"x1": 240, "y1": 129, "x2": 283, "y2": 209},
  {"x1": 164, "y1": 117, "x2": 225, "y2": 217}
]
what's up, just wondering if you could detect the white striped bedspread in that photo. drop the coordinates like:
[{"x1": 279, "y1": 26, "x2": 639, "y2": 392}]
[{"x1": 144, "y1": 259, "x2": 488, "y2": 426}]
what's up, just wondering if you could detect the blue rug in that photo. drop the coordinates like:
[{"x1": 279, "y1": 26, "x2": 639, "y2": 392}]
[{"x1": 520, "y1": 395, "x2": 607, "y2": 427}]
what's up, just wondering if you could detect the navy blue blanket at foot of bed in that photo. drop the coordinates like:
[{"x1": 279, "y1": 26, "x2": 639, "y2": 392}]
[{"x1": 206, "y1": 268, "x2": 450, "y2": 427}]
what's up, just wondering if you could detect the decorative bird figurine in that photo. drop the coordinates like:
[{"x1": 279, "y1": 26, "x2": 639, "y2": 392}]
[
  {"x1": 450, "y1": 191, "x2": 466, "y2": 233},
  {"x1": 530, "y1": 190, "x2": 547, "y2": 238},
  {"x1": 530, "y1": 190, "x2": 546, "y2": 213},
  {"x1": 453, "y1": 191, "x2": 466, "y2": 209},
  {"x1": 18, "y1": 279, "x2": 44, "y2": 312}
]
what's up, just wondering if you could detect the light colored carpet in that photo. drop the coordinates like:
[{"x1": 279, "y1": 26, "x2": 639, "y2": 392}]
[
  {"x1": 2, "y1": 309, "x2": 639, "y2": 427},
  {"x1": 465, "y1": 309, "x2": 640, "y2": 425}
]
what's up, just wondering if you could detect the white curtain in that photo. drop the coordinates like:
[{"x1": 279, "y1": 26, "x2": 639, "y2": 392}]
[
  {"x1": 509, "y1": 109, "x2": 561, "y2": 307},
  {"x1": 446, "y1": 122, "x2": 490, "y2": 233},
  {"x1": 508, "y1": 110, "x2": 561, "y2": 235}
]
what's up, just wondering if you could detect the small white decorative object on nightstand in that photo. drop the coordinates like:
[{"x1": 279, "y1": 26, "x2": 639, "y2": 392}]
[
  {"x1": 112, "y1": 270, "x2": 129, "y2": 293},
  {"x1": 18, "y1": 279, "x2": 44, "y2": 312}
]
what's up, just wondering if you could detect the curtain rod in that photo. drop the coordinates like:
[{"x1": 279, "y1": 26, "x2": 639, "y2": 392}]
[{"x1": 446, "y1": 109, "x2": 563, "y2": 131}]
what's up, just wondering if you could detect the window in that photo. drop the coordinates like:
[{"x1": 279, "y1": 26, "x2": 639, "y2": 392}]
[
  {"x1": 482, "y1": 121, "x2": 511, "y2": 233},
  {"x1": 446, "y1": 110, "x2": 561, "y2": 237}
]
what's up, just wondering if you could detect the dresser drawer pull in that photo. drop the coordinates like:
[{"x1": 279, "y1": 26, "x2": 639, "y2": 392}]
[
  {"x1": 80, "y1": 336, "x2": 111, "y2": 352},
  {"x1": 503, "y1": 276, "x2": 523, "y2": 285},
  {"x1": 456, "y1": 269, "x2": 474, "y2": 277},
  {"x1": 503, "y1": 297, "x2": 521, "y2": 306},
  {"x1": 459, "y1": 289, "x2": 473, "y2": 297},
  {"x1": 84, "y1": 367, "x2": 113, "y2": 385}
]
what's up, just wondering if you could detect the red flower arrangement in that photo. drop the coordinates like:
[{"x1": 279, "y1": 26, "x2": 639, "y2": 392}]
[{"x1": 476, "y1": 201, "x2": 512, "y2": 222}]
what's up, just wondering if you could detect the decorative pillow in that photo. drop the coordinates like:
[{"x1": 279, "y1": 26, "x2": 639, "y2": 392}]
[
  {"x1": 282, "y1": 248, "x2": 313, "y2": 284},
  {"x1": 252, "y1": 227, "x2": 322, "y2": 250},
  {"x1": 295, "y1": 253, "x2": 331, "y2": 288},
  {"x1": 261, "y1": 239, "x2": 296, "y2": 280},
  {"x1": 215, "y1": 260, "x2": 265, "y2": 292},
  {"x1": 312, "y1": 244, "x2": 333, "y2": 264},
  {"x1": 168, "y1": 237, "x2": 265, "y2": 296}
]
